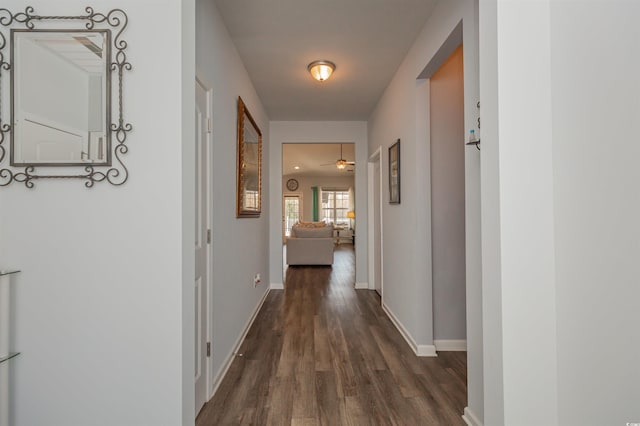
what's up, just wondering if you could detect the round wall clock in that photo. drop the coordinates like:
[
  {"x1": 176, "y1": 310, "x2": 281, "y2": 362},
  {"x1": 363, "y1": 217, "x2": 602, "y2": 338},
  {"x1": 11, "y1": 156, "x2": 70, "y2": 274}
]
[{"x1": 286, "y1": 178, "x2": 299, "y2": 191}]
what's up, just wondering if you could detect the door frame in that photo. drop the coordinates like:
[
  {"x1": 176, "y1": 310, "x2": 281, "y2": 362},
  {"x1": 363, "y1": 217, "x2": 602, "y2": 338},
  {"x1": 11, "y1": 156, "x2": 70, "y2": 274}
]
[
  {"x1": 196, "y1": 74, "x2": 214, "y2": 404},
  {"x1": 367, "y1": 146, "x2": 384, "y2": 299}
]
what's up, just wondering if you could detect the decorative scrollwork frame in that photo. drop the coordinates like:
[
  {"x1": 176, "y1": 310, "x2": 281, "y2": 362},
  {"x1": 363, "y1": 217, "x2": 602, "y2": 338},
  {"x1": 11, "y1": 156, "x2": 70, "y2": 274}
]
[{"x1": 0, "y1": 6, "x2": 131, "y2": 188}]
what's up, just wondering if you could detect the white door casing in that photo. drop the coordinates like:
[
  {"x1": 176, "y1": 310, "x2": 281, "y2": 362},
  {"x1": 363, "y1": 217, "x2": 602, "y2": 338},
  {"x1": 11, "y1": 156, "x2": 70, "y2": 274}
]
[
  {"x1": 194, "y1": 78, "x2": 211, "y2": 415},
  {"x1": 368, "y1": 147, "x2": 384, "y2": 298},
  {"x1": 373, "y1": 159, "x2": 382, "y2": 296}
]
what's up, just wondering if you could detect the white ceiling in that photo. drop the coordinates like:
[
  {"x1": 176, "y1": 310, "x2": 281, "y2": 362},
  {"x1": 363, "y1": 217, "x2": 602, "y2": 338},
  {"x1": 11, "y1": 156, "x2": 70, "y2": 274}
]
[
  {"x1": 283, "y1": 143, "x2": 355, "y2": 177},
  {"x1": 29, "y1": 33, "x2": 106, "y2": 74},
  {"x1": 214, "y1": 0, "x2": 438, "y2": 121}
]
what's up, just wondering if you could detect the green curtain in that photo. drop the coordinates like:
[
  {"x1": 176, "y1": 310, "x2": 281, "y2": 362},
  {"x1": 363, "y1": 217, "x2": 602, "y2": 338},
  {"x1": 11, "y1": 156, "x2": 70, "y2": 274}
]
[{"x1": 312, "y1": 186, "x2": 319, "y2": 221}]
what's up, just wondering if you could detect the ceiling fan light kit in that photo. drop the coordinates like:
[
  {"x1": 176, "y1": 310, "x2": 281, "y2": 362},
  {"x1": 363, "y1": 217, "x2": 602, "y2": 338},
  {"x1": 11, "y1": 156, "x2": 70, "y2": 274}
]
[
  {"x1": 308, "y1": 60, "x2": 336, "y2": 82},
  {"x1": 335, "y1": 144, "x2": 354, "y2": 170},
  {"x1": 316, "y1": 144, "x2": 355, "y2": 171}
]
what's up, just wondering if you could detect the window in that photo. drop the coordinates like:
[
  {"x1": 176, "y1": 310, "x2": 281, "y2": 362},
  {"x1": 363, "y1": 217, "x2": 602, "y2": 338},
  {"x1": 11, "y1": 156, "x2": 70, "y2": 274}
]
[
  {"x1": 284, "y1": 196, "x2": 300, "y2": 237},
  {"x1": 243, "y1": 190, "x2": 259, "y2": 210},
  {"x1": 321, "y1": 189, "x2": 350, "y2": 226}
]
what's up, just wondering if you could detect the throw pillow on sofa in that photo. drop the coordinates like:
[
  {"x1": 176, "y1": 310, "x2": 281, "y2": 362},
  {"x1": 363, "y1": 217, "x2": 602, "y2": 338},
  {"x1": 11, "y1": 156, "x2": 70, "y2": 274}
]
[
  {"x1": 291, "y1": 226, "x2": 333, "y2": 238},
  {"x1": 297, "y1": 221, "x2": 327, "y2": 228}
]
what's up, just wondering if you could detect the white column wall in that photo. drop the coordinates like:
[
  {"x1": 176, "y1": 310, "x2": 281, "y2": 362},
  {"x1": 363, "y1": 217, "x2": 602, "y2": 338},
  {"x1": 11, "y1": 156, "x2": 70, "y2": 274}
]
[
  {"x1": 0, "y1": 1, "x2": 193, "y2": 425},
  {"x1": 463, "y1": 0, "x2": 483, "y2": 422},
  {"x1": 181, "y1": 0, "x2": 196, "y2": 423},
  {"x1": 480, "y1": 1, "x2": 559, "y2": 424},
  {"x1": 478, "y1": 0, "x2": 502, "y2": 423},
  {"x1": 480, "y1": 0, "x2": 640, "y2": 424},
  {"x1": 550, "y1": 1, "x2": 640, "y2": 425}
]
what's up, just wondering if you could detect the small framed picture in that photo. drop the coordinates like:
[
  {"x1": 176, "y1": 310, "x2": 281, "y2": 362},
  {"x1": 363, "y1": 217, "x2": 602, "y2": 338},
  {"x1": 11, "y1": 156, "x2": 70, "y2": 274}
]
[{"x1": 389, "y1": 139, "x2": 400, "y2": 204}]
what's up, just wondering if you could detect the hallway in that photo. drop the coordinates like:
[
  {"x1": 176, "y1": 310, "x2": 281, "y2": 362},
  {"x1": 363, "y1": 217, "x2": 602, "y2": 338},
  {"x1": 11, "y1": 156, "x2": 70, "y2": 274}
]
[{"x1": 196, "y1": 246, "x2": 467, "y2": 425}]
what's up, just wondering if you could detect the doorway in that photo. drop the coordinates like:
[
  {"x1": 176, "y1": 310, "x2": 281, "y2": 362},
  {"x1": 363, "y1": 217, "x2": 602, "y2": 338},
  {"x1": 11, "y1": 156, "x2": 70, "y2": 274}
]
[
  {"x1": 195, "y1": 77, "x2": 212, "y2": 416},
  {"x1": 281, "y1": 143, "x2": 356, "y2": 276},
  {"x1": 367, "y1": 148, "x2": 383, "y2": 297},
  {"x1": 429, "y1": 45, "x2": 466, "y2": 348}
]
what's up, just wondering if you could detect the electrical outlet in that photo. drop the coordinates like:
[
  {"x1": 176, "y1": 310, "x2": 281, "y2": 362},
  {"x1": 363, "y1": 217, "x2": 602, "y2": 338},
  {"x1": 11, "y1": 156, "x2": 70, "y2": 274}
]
[{"x1": 253, "y1": 273, "x2": 261, "y2": 287}]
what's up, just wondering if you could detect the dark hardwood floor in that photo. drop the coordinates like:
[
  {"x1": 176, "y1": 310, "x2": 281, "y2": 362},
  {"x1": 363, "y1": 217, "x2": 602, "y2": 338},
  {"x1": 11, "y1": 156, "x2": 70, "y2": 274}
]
[{"x1": 196, "y1": 245, "x2": 467, "y2": 425}]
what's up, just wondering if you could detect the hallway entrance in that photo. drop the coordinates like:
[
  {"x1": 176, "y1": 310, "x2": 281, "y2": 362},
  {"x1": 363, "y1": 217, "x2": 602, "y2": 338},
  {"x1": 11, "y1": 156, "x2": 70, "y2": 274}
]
[{"x1": 429, "y1": 45, "x2": 467, "y2": 350}]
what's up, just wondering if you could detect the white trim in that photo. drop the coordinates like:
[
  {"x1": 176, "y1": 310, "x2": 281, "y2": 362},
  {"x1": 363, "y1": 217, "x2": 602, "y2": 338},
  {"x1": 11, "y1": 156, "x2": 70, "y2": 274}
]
[
  {"x1": 434, "y1": 339, "x2": 467, "y2": 351},
  {"x1": 416, "y1": 344, "x2": 438, "y2": 357},
  {"x1": 354, "y1": 282, "x2": 369, "y2": 289},
  {"x1": 196, "y1": 74, "x2": 214, "y2": 403},
  {"x1": 209, "y1": 288, "x2": 270, "y2": 399},
  {"x1": 270, "y1": 282, "x2": 284, "y2": 290},
  {"x1": 382, "y1": 303, "x2": 437, "y2": 357},
  {"x1": 462, "y1": 407, "x2": 483, "y2": 426},
  {"x1": 367, "y1": 147, "x2": 384, "y2": 296}
]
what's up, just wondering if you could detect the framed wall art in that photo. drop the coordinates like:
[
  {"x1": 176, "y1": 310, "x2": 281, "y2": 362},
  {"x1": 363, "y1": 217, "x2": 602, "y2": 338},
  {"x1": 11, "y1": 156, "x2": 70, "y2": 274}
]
[{"x1": 389, "y1": 139, "x2": 400, "y2": 204}]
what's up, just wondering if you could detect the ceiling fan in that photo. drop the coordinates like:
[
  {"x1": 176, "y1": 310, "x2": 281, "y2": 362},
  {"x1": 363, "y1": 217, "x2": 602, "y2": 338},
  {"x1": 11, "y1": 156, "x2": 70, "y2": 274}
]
[{"x1": 321, "y1": 144, "x2": 355, "y2": 170}]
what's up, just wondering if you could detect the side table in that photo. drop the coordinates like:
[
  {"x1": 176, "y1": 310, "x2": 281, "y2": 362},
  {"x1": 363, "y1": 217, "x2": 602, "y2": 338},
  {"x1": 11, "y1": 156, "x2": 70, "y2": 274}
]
[{"x1": 0, "y1": 270, "x2": 20, "y2": 426}]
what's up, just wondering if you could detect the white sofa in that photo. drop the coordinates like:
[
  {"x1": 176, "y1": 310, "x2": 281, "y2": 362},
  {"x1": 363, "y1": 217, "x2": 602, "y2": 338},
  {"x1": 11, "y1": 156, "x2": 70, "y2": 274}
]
[{"x1": 286, "y1": 223, "x2": 334, "y2": 265}]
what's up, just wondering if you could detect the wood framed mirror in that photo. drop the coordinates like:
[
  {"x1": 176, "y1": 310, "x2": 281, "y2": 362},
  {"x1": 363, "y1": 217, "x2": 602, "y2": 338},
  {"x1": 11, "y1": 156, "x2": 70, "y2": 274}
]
[{"x1": 236, "y1": 96, "x2": 262, "y2": 217}]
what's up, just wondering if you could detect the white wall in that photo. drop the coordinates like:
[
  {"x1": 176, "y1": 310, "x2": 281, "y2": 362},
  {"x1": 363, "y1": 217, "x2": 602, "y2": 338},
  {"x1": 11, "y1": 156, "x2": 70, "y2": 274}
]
[
  {"x1": 181, "y1": 0, "x2": 196, "y2": 423},
  {"x1": 550, "y1": 2, "x2": 640, "y2": 425},
  {"x1": 480, "y1": 0, "x2": 640, "y2": 424},
  {"x1": 367, "y1": 0, "x2": 482, "y2": 420},
  {"x1": 269, "y1": 122, "x2": 368, "y2": 288},
  {"x1": 430, "y1": 46, "x2": 466, "y2": 341},
  {"x1": 282, "y1": 174, "x2": 355, "y2": 223},
  {"x1": 483, "y1": 2, "x2": 559, "y2": 424},
  {"x1": 0, "y1": 1, "x2": 194, "y2": 425},
  {"x1": 18, "y1": 36, "x2": 89, "y2": 131},
  {"x1": 195, "y1": 0, "x2": 271, "y2": 395}
]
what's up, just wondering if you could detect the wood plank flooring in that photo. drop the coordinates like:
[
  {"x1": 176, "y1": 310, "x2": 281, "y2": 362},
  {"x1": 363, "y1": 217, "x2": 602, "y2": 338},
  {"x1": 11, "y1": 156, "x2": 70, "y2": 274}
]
[{"x1": 196, "y1": 245, "x2": 467, "y2": 425}]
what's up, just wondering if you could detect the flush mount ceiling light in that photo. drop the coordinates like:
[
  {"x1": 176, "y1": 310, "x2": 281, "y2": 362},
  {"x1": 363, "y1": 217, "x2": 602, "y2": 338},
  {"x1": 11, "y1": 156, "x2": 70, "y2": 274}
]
[{"x1": 308, "y1": 60, "x2": 336, "y2": 82}]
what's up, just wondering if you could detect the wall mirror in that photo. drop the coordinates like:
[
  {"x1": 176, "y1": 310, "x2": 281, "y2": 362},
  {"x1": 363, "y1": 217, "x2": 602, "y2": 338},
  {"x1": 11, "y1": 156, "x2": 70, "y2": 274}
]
[
  {"x1": 11, "y1": 30, "x2": 111, "y2": 166},
  {"x1": 236, "y1": 96, "x2": 262, "y2": 217},
  {"x1": 0, "y1": 7, "x2": 131, "y2": 188}
]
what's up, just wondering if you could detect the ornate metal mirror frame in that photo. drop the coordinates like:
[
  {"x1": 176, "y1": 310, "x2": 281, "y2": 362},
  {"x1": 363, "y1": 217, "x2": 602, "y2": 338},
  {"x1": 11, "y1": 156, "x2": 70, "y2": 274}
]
[{"x1": 0, "y1": 6, "x2": 131, "y2": 188}]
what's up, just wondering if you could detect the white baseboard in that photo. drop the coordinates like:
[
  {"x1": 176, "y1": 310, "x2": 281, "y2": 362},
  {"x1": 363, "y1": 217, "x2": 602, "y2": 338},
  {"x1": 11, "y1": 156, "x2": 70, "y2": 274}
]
[
  {"x1": 270, "y1": 282, "x2": 284, "y2": 290},
  {"x1": 382, "y1": 303, "x2": 437, "y2": 357},
  {"x1": 416, "y1": 344, "x2": 438, "y2": 357},
  {"x1": 354, "y1": 282, "x2": 369, "y2": 289},
  {"x1": 434, "y1": 339, "x2": 467, "y2": 351},
  {"x1": 462, "y1": 407, "x2": 483, "y2": 426},
  {"x1": 209, "y1": 288, "x2": 270, "y2": 399}
]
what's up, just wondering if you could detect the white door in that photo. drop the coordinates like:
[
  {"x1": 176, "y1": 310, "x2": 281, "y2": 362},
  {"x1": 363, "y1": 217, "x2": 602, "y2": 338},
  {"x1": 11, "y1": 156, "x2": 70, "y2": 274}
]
[
  {"x1": 373, "y1": 159, "x2": 382, "y2": 296},
  {"x1": 194, "y1": 79, "x2": 211, "y2": 415}
]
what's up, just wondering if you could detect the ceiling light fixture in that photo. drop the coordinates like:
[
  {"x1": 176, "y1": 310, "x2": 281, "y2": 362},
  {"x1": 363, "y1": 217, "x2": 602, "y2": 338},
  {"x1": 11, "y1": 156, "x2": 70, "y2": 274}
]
[
  {"x1": 308, "y1": 60, "x2": 336, "y2": 82},
  {"x1": 335, "y1": 144, "x2": 350, "y2": 170}
]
